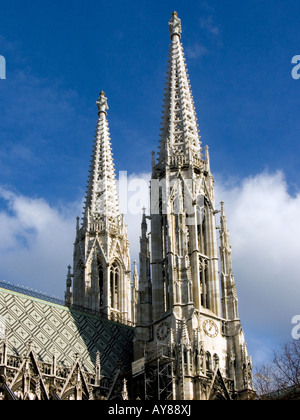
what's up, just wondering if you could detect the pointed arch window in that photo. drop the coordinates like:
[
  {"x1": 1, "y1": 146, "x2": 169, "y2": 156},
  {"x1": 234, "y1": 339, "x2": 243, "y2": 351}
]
[
  {"x1": 183, "y1": 348, "x2": 188, "y2": 367},
  {"x1": 173, "y1": 194, "x2": 181, "y2": 216},
  {"x1": 196, "y1": 198, "x2": 206, "y2": 254},
  {"x1": 213, "y1": 354, "x2": 219, "y2": 370},
  {"x1": 98, "y1": 259, "x2": 104, "y2": 307},
  {"x1": 162, "y1": 262, "x2": 170, "y2": 312},
  {"x1": 110, "y1": 262, "x2": 120, "y2": 310},
  {"x1": 200, "y1": 257, "x2": 209, "y2": 309},
  {"x1": 206, "y1": 352, "x2": 212, "y2": 372}
]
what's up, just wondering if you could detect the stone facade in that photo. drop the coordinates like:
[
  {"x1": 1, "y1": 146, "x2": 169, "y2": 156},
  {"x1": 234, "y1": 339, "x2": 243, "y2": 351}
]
[
  {"x1": 133, "y1": 12, "x2": 254, "y2": 401},
  {"x1": 66, "y1": 92, "x2": 132, "y2": 325},
  {"x1": 0, "y1": 12, "x2": 254, "y2": 401}
]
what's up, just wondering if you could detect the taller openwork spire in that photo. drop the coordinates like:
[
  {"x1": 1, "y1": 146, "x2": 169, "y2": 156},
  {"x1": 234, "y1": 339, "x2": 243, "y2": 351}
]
[
  {"x1": 134, "y1": 13, "x2": 254, "y2": 401},
  {"x1": 158, "y1": 12, "x2": 202, "y2": 166},
  {"x1": 84, "y1": 91, "x2": 120, "y2": 224}
]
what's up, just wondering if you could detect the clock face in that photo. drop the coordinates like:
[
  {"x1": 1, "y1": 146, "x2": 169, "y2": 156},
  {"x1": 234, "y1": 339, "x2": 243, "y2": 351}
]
[
  {"x1": 156, "y1": 322, "x2": 170, "y2": 341},
  {"x1": 203, "y1": 319, "x2": 219, "y2": 338}
]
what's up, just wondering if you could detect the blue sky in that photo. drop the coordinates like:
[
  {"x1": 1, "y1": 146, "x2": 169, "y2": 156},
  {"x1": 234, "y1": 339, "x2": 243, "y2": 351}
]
[
  {"x1": 1, "y1": 0, "x2": 300, "y2": 198},
  {"x1": 0, "y1": 0, "x2": 300, "y2": 369}
]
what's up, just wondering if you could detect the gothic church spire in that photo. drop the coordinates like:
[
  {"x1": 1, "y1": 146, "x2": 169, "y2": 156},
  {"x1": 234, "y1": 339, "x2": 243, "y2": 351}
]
[
  {"x1": 134, "y1": 12, "x2": 253, "y2": 400},
  {"x1": 68, "y1": 92, "x2": 132, "y2": 324},
  {"x1": 158, "y1": 12, "x2": 202, "y2": 166},
  {"x1": 84, "y1": 91, "x2": 120, "y2": 225}
]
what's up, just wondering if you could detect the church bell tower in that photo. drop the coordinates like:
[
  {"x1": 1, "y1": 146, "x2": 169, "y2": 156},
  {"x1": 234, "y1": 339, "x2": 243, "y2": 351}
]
[
  {"x1": 65, "y1": 92, "x2": 132, "y2": 325},
  {"x1": 134, "y1": 12, "x2": 254, "y2": 400}
]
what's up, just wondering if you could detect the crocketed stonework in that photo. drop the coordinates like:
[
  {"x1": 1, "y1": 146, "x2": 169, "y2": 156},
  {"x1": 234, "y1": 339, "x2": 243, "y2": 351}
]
[
  {"x1": 0, "y1": 12, "x2": 255, "y2": 401},
  {"x1": 133, "y1": 12, "x2": 254, "y2": 401}
]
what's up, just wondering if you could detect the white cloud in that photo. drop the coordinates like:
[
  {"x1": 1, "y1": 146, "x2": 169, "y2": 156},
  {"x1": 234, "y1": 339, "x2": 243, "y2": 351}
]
[
  {"x1": 120, "y1": 172, "x2": 151, "y2": 266},
  {"x1": 214, "y1": 171, "x2": 300, "y2": 347},
  {"x1": 0, "y1": 187, "x2": 80, "y2": 297},
  {"x1": 0, "y1": 170, "x2": 298, "y2": 366},
  {"x1": 123, "y1": 170, "x2": 300, "y2": 365},
  {"x1": 200, "y1": 16, "x2": 220, "y2": 36},
  {"x1": 122, "y1": 170, "x2": 300, "y2": 352},
  {"x1": 186, "y1": 43, "x2": 208, "y2": 60}
]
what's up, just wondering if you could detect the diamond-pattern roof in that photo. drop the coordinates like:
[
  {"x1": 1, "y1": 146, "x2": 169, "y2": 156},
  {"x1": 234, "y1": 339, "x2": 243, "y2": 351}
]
[{"x1": 0, "y1": 287, "x2": 133, "y2": 377}]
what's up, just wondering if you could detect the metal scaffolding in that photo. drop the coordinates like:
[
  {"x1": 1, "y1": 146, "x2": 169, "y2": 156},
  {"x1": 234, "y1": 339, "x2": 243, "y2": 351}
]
[{"x1": 144, "y1": 342, "x2": 175, "y2": 400}]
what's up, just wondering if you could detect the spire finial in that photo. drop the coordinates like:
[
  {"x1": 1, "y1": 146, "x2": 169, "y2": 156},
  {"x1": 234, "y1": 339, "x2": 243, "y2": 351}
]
[
  {"x1": 220, "y1": 201, "x2": 226, "y2": 219},
  {"x1": 133, "y1": 260, "x2": 138, "y2": 276},
  {"x1": 96, "y1": 91, "x2": 109, "y2": 115},
  {"x1": 169, "y1": 11, "x2": 182, "y2": 40}
]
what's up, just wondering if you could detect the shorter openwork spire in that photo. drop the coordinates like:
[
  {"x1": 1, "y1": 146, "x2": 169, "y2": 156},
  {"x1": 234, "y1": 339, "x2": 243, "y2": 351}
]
[
  {"x1": 83, "y1": 92, "x2": 120, "y2": 223},
  {"x1": 70, "y1": 92, "x2": 132, "y2": 324}
]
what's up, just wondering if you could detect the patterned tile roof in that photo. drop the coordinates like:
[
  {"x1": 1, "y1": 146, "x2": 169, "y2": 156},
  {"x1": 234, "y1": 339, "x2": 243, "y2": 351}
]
[{"x1": 0, "y1": 286, "x2": 134, "y2": 377}]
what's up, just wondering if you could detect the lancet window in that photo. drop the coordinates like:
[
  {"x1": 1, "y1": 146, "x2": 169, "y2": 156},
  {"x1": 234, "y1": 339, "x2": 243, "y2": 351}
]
[
  {"x1": 110, "y1": 262, "x2": 120, "y2": 310},
  {"x1": 98, "y1": 259, "x2": 104, "y2": 307}
]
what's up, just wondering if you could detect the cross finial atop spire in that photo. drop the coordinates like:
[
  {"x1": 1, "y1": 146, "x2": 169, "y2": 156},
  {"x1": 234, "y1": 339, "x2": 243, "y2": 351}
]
[
  {"x1": 169, "y1": 11, "x2": 182, "y2": 40},
  {"x1": 96, "y1": 91, "x2": 109, "y2": 115}
]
